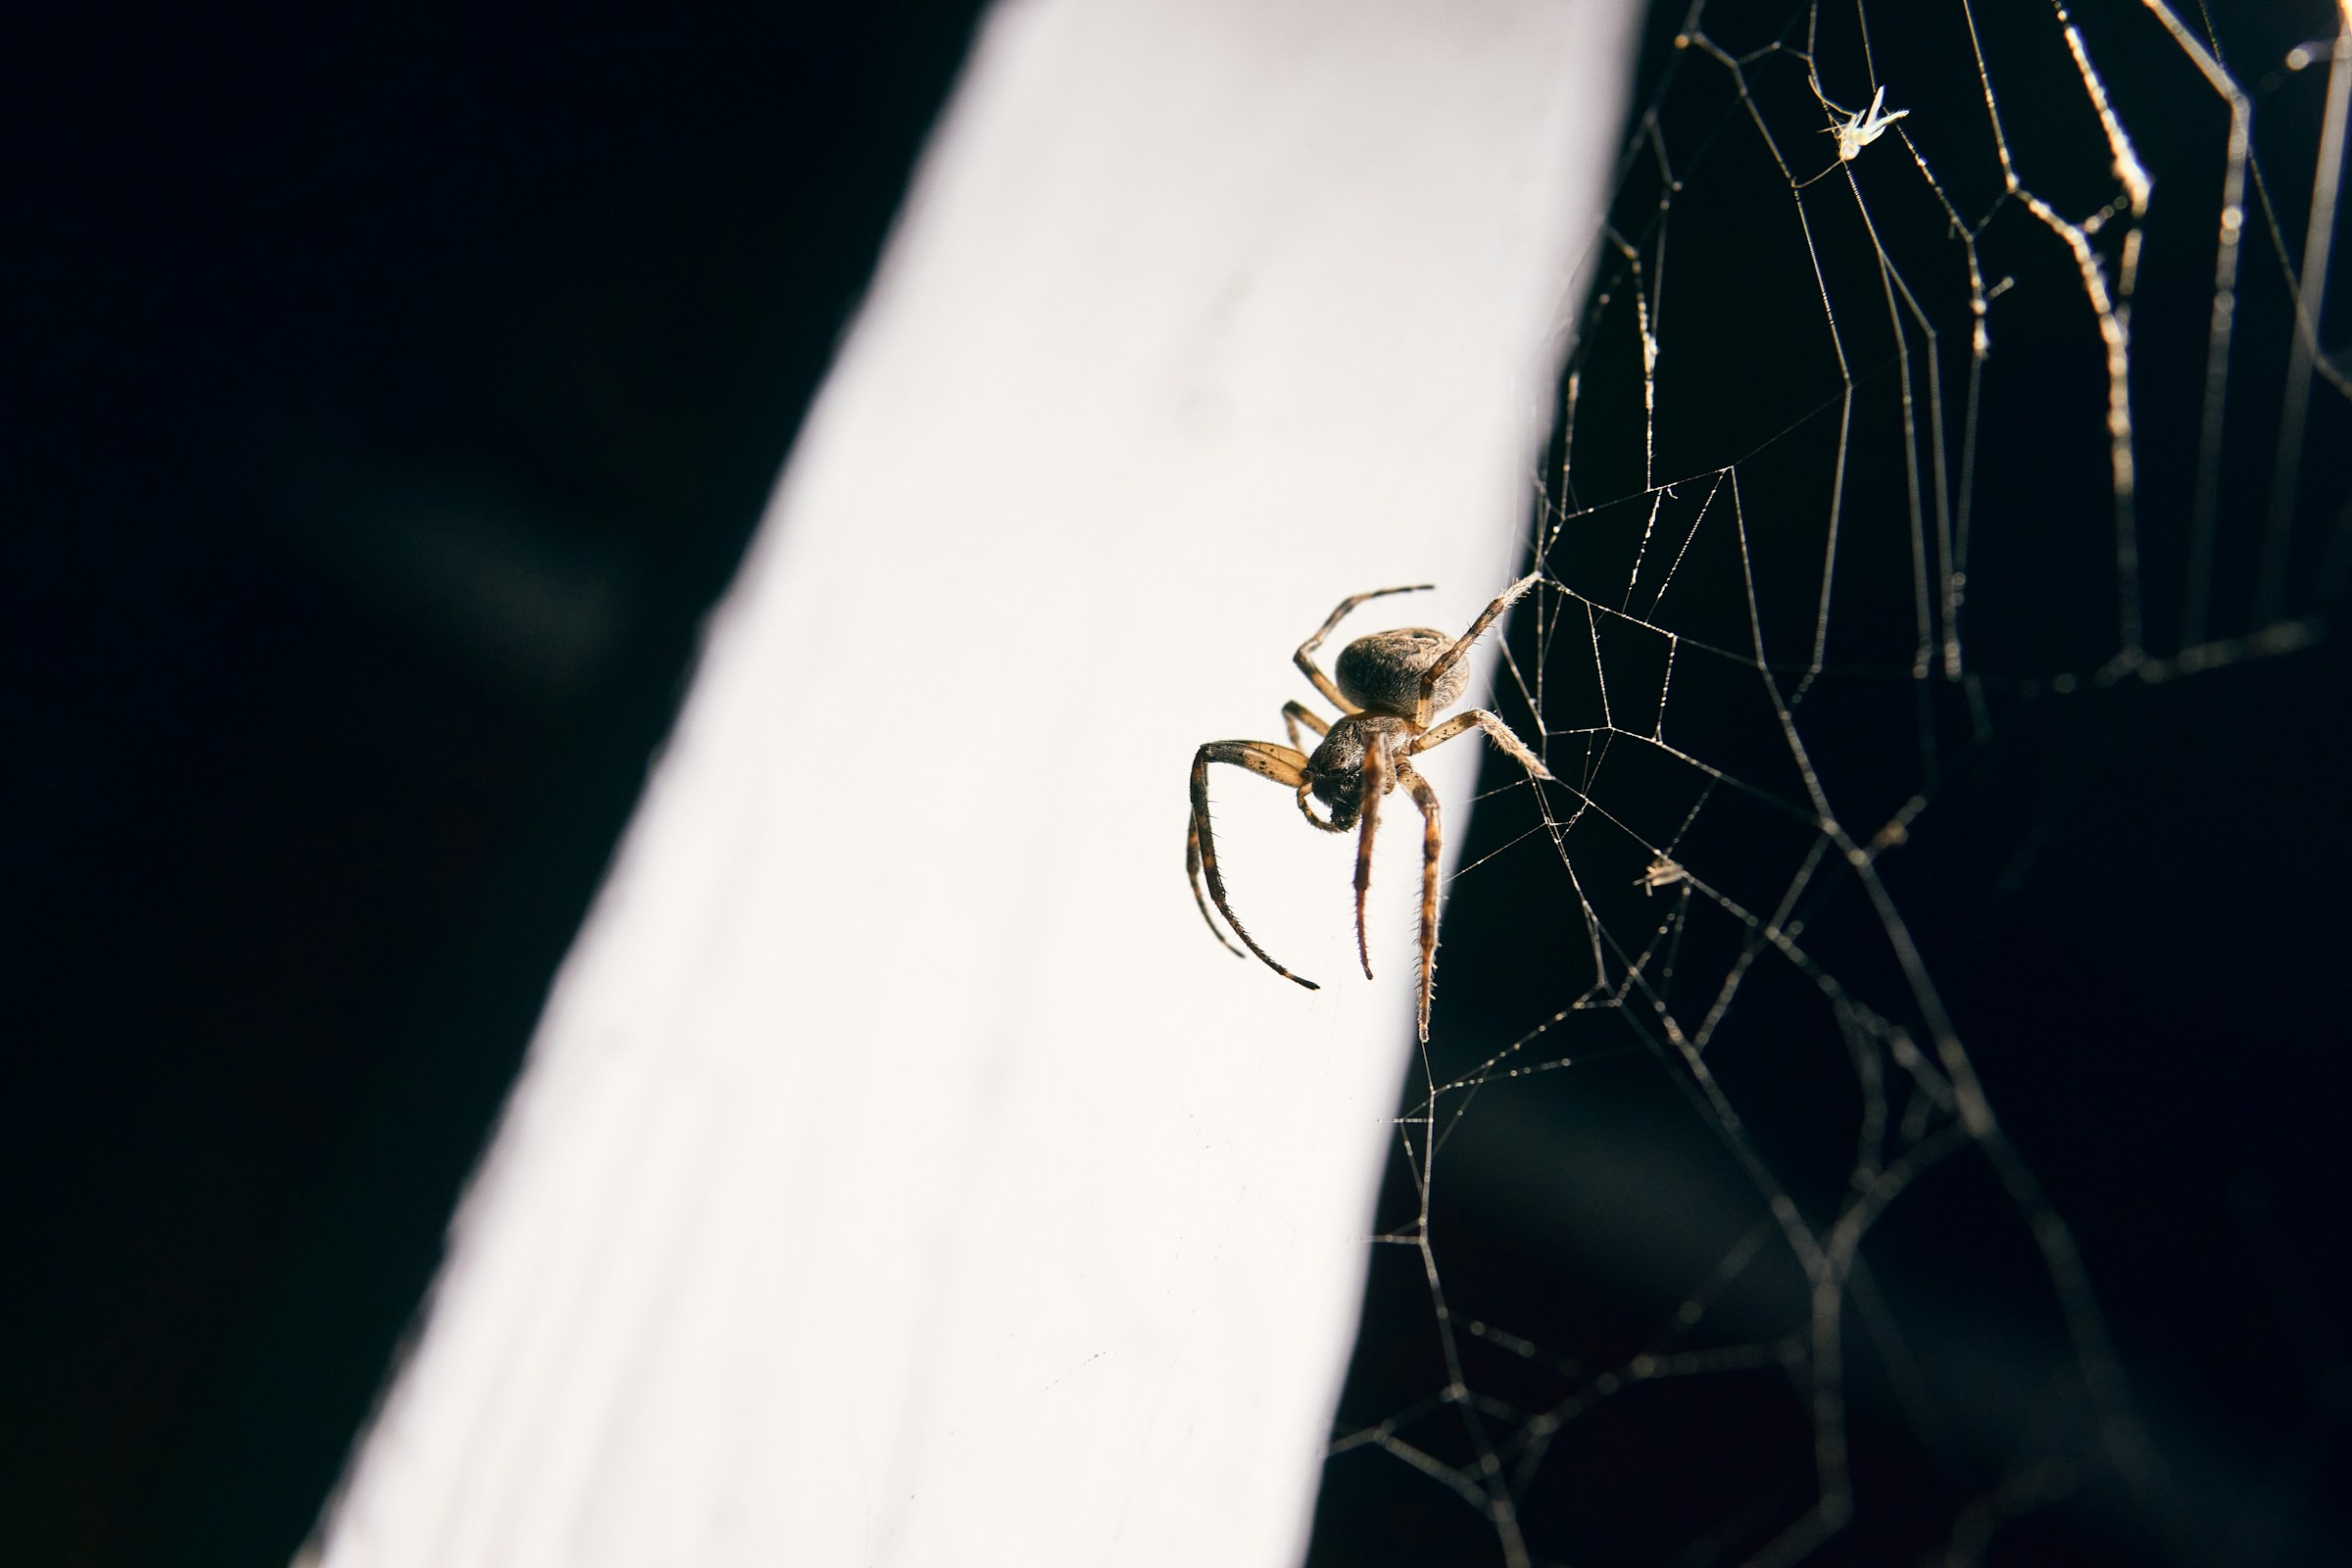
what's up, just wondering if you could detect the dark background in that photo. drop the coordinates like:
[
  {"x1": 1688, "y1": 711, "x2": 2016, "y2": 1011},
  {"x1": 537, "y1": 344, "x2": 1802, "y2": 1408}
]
[
  {"x1": 8, "y1": 5, "x2": 985, "y2": 1562},
  {"x1": 9, "y1": 2, "x2": 2348, "y2": 1566}
]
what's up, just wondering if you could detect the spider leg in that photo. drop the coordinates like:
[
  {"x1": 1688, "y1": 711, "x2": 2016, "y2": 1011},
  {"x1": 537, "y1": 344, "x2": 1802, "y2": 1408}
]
[
  {"x1": 1189, "y1": 741, "x2": 1321, "y2": 990},
  {"x1": 1281, "y1": 700, "x2": 1330, "y2": 751},
  {"x1": 1186, "y1": 812, "x2": 1248, "y2": 958},
  {"x1": 1415, "y1": 571, "x2": 1540, "y2": 727},
  {"x1": 1352, "y1": 734, "x2": 1391, "y2": 981},
  {"x1": 1296, "y1": 584, "x2": 1431, "y2": 713},
  {"x1": 1407, "y1": 708, "x2": 1554, "y2": 783},
  {"x1": 1395, "y1": 758, "x2": 1444, "y2": 1043}
]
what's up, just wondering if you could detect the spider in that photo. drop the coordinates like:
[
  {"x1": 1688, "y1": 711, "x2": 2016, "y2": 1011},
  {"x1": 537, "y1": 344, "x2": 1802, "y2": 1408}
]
[{"x1": 1187, "y1": 575, "x2": 1552, "y2": 1042}]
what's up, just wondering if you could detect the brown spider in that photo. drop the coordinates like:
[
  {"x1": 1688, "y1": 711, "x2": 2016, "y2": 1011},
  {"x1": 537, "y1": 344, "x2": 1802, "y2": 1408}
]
[{"x1": 1187, "y1": 575, "x2": 1552, "y2": 1042}]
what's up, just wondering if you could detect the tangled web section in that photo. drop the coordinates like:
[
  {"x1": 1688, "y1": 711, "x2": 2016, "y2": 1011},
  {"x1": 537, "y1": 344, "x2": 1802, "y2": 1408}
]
[{"x1": 1320, "y1": 3, "x2": 2351, "y2": 1564}]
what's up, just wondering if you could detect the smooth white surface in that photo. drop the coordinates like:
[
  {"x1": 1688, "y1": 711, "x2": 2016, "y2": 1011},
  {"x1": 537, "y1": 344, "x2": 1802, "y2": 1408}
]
[{"x1": 311, "y1": 1, "x2": 1633, "y2": 1563}]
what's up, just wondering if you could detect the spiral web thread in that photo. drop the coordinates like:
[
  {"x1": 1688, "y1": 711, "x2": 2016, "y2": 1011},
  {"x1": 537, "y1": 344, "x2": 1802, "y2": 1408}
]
[{"x1": 1329, "y1": 3, "x2": 2350, "y2": 1563}]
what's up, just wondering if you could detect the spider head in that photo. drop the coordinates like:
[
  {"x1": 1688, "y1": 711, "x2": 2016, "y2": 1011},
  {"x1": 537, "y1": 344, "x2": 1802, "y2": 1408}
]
[
  {"x1": 1303, "y1": 716, "x2": 1398, "y2": 830},
  {"x1": 1309, "y1": 768, "x2": 1365, "y2": 831}
]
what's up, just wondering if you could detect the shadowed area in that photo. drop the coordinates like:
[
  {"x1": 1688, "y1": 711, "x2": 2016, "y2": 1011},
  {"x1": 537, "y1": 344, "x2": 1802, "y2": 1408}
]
[{"x1": 8, "y1": 7, "x2": 985, "y2": 1561}]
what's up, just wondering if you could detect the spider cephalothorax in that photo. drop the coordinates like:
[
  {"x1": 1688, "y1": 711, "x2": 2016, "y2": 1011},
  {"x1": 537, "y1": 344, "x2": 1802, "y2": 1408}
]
[{"x1": 1186, "y1": 576, "x2": 1552, "y2": 1042}]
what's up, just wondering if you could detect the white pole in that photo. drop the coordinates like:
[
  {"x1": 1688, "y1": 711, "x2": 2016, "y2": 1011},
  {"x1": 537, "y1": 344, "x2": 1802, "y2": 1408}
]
[{"x1": 309, "y1": 2, "x2": 1635, "y2": 1562}]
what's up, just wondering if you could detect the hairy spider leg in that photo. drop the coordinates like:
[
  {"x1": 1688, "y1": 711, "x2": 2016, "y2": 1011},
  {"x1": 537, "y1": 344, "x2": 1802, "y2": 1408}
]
[
  {"x1": 1351, "y1": 734, "x2": 1392, "y2": 981},
  {"x1": 1280, "y1": 699, "x2": 1330, "y2": 752},
  {"x1": 1407, "y1": 708, "x2": 1555, "y2": 782},
  {"x1": 1185, "y1": 812, "x2": 1248, "y2": 959},
  {"x1": 1188, "y1": 741, "x2": 1321, "y2": 990},
  {"x1": 1295, "y1": 583, "x2": 1433, "y2": 712},
  {"x1": 1414, "y1": 571, "x2": 1542, "y2": 727},
  {"x1": 1396, "y1": 708, "x2": 1551, "y2": 1041},
  {"x1": 1396, "y1": 757, "x2": 1444, "y2": 1043}
]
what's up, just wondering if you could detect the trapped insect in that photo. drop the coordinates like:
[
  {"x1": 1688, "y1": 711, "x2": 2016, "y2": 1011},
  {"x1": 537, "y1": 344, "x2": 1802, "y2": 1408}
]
[
  {"x1": 1825, "y1": 84, "x2": 1908, "y2": 162},
  {"x1": 1187, "y1": 575, "x2": 1552, "y2": 1042}
]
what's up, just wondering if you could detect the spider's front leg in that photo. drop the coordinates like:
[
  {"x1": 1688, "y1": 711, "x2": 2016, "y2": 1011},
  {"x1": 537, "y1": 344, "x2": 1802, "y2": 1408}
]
[
  {"x1": 1351, "y1": 736, "x2": 1391, "y2": 982},
  {"x1": 1188, "y1": 741, "x2": 1321, "y2": 991},
  {"x1": 1395, "y1": 758, "x2": 1444, "y2": 1044}
]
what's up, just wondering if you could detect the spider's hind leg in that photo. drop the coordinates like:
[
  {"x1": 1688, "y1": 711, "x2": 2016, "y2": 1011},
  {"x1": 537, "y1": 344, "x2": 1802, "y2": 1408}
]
[
  {"x1": 1295, "y1": 584, "x2": 1432, "y2": 711},
  {"x1": 1407, "y1": 708, "x2": 1553, "y2": 782},
  {"x1": 1416, "y1": 572, "x2": 1542, "y2": 726}
]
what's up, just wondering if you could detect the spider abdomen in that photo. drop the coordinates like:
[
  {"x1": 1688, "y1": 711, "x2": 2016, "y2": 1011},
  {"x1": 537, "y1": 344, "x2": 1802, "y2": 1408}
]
[{"x1": 1336, "y1": 627, "x2": 1466, "y2": 715}]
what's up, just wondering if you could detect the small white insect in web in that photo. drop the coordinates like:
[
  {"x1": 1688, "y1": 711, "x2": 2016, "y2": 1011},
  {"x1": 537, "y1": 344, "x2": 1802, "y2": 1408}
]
[
  {"x1": 1825, "y1": 83, "x2": 1909, "y2": 162},
  {"x1": 1635, "y1": 855, "x2": 1687, "y2": 895}
]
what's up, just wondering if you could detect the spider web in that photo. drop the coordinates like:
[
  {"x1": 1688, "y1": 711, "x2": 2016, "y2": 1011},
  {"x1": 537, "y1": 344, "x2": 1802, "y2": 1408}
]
[{"x1": 1313, "y1": 3, "x2": 2352, "y2": 1564}]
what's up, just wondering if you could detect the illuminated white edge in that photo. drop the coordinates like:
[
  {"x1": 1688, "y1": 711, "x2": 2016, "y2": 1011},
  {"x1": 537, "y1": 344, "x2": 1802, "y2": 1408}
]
[{"x1": 308, "y1": 1, "x2": 1634, "y2": 1562}]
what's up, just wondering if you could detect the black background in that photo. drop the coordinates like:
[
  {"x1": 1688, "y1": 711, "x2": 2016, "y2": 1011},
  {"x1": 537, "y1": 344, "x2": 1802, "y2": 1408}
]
[{"x1": 9, "y1": 5, "x2": 983, "y2": 1561}]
